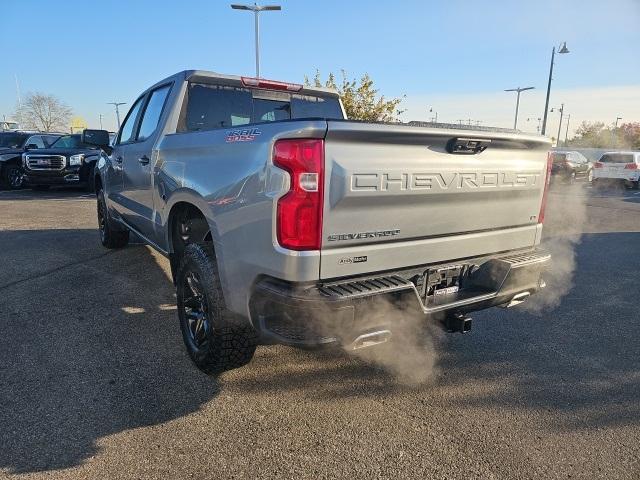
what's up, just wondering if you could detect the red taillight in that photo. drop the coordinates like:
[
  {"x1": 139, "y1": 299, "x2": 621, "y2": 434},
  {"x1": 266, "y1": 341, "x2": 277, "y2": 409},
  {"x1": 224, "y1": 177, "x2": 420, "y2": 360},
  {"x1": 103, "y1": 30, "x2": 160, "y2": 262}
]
[
  {"x1": 538, "y1": 152, "x2": 553, "y2": 224},
  {"x1": 624, "y1": 163, "x2": 638, "y2": 170},
  {"x1": 594, "y1": 162, "x2": 603, "y2": 169},
  {"x1": 273, "y1": 139, "x2": 324, "y2": 250},
  {"x1": 241, "y1": 76, "x2": 303, "y2": 92}
]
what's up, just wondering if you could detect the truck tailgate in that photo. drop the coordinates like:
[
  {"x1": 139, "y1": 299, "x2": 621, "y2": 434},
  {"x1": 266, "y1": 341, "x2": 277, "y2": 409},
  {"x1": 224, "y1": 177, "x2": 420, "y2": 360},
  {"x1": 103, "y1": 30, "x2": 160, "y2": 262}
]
[{"x1": 320, "y1": 121, "x2": 551, "y2": 279}]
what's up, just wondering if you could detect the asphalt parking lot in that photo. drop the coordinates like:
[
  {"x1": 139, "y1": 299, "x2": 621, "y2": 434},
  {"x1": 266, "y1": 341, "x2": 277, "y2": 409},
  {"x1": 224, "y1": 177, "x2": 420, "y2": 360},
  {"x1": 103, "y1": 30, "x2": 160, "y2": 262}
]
[{"x1": 1, "y1": 185, "x2": 639, "y2": 479}]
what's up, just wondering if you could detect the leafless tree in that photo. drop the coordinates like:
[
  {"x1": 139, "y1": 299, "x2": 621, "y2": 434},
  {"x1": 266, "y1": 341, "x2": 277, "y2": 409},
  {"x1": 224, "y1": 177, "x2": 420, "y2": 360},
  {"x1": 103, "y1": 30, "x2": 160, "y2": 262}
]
[{"x1": 15, "y1": 92, "x2": 73, "y2": 132}]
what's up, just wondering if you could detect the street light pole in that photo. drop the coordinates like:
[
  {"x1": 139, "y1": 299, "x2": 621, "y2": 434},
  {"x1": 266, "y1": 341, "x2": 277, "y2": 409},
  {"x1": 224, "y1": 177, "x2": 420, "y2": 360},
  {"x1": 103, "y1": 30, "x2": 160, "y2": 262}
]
[
  {"x1": 505, "y1": 86, "x2": 535, "y2": 130},
  {"x1": 614, "y1": 117, "x2": 622, "y2": 148},
  {"x1": 541, "y1": 42, "x2": 570, "y2": 135},
  {"x1": 231, "y1": 3, "x2": 282, "y2": 78},
  {"x1": 564, "y1": 113, "x2": 571, "y2": 146},
  {"x1": 107, "y1": 102, "x2": 127, "y2": 130},
  {"x1": 554, "y1": 103, "x2": 565, "y2": 147},
  {"x1": 99, "y1": 114, "x2": 103, "y2": 130}
]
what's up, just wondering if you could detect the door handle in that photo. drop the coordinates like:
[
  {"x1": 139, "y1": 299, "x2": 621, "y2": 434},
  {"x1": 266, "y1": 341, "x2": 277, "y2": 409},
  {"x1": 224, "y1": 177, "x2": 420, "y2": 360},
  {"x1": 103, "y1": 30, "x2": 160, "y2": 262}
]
[{"x1": 138, "y1": 155, "x2": 150, "y2": 165}]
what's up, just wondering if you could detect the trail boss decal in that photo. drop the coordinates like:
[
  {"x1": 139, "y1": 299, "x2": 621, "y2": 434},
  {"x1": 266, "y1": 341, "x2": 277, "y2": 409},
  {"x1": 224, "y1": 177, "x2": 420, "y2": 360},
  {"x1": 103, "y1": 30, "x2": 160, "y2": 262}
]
[{"x1": 225, "y1": 128, "x2": 261, "y2": 143}]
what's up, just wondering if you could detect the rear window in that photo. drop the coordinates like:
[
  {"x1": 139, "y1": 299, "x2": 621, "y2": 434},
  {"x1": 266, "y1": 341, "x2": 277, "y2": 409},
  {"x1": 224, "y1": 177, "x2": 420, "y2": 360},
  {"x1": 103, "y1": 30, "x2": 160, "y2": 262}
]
[
  {"x1": 551, "y1": 153, "x2": 567, "y2": 163},
  {"x1": 599, "y1": 153, "x2": 635, "y2": 163},
  {"x1": 178, "y1": 82, "x2": 343, "y2": 132}
]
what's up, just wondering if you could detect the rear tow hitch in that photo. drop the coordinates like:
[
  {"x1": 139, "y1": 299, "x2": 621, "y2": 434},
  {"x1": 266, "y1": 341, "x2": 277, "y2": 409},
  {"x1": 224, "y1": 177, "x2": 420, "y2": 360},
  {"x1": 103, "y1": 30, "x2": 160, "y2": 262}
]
[{"x1": 443, "y1": 313, "x2": 472, "y2": 333}]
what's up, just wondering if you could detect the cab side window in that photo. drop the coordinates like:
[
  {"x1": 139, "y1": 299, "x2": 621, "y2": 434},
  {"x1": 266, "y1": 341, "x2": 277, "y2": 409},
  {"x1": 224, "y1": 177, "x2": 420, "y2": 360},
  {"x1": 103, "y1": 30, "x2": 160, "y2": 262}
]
[
  {"x1": 118, "y1": 97, "x2": 145, "y2": 145},
  {"x1": 137, "y1": 84, "x2": 171, "y2": 142}
]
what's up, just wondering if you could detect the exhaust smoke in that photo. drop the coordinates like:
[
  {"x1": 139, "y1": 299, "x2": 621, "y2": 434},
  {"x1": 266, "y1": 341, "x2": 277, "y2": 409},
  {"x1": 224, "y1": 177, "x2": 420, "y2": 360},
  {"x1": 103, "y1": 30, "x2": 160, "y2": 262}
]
[
  {"x1": 522, "y1": 184, "x2": 589, "y2": 312},
  {"x1": 310, "y1": 294, "x2": 444, "y2": 385}
]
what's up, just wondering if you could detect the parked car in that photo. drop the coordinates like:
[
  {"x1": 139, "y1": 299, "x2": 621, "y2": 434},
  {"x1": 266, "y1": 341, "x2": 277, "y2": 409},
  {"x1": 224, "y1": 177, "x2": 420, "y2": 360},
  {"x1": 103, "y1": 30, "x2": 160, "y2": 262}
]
[
  {"x1": 22, "y1": 133, "x2": 102, "y2": 191},
  {"x1": 592, "y1": 151, "x2": 640, "y2": 189},
  {"x1": 550, "y1": 150, "x2": 593, "y2": 184},
  {"x1": 83, "y1": 70, "x2": 552, "y2": 374},
  {"x1": 0, "y1": 131, "x2": 62, "y2": 189}
]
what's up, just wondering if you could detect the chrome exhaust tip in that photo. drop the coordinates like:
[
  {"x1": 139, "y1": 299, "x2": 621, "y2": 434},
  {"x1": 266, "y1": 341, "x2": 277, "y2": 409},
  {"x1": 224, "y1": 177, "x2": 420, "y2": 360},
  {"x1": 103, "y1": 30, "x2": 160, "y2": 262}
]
[
  {"x1": 499, "y1": 291, "x2": 531, "y2": 309},
  {"x1": 345, "y1": 330, "x2": 392, "y2": 350}
]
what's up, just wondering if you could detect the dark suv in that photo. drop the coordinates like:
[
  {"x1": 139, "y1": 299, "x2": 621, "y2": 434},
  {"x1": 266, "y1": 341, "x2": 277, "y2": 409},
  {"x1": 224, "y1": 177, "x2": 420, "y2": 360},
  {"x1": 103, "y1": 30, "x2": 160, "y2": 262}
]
[
  {"x1": 23, "y1": 134, "x2": 102, "y2": 191},
  {"x1": 0, "y1": 131, "x2": 61, "y2": 189},
  {"x1": 550, "y1": 150, "x2": 593, "y2": 184}
]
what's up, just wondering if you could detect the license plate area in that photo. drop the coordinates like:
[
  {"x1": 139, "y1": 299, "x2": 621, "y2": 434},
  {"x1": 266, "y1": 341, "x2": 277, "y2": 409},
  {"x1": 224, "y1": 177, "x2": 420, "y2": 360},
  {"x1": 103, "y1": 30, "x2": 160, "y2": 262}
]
[{"x1": 422, "y1": 264, "x2": 472, "y2": 304}]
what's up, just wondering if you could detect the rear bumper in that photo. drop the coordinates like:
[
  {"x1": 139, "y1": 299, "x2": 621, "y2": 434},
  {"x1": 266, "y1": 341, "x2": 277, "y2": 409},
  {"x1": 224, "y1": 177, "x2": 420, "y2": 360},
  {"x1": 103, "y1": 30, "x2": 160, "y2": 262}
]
[
  {"x1": 249, "y1": 248, "x2": 550, "y2": 348},
  {"x1": 593, "y1": 171, "x2": 640, "y2": 182}
]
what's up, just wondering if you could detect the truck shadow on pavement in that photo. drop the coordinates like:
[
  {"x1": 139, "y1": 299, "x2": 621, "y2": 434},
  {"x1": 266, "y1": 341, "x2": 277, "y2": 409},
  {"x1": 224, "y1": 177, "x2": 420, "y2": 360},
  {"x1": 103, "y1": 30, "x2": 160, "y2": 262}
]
[{"x1": 0, "y1": 229, "x2": 220, "y2": 474}]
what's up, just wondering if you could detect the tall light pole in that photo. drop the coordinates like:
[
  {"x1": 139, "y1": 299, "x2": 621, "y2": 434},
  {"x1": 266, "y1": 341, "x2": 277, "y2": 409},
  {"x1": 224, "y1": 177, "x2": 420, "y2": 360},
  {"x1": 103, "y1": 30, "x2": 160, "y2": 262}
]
[
  {"x1": 614, "y1": 117, "x2": 622, "y2": 148},
  {"x1": 541, "y1": 42, "x2": 570, "y2": 135},
  {"x1": 14, "y1": 74, "x2": 22, "y2": 110},
  {"x1": 107, "y1": 102, "x2": 126, "y2": 130},
  {"x1": 231, "y1": 3, "x2": 282, "y2": 78},
  {"x1": 99, "y1": 114, "x2": 104, "y2": 130},
  {"x1": 552, "y1": 103, "x2": 565, "y2": 146},
  {"x1": 429, "y1": 106, "x2": 438, "y2": 123},
  {"x1": 564, "y1": 113, "x2": 571, "y2": 146},
  {"x1": 505, "y1": 86, "x2": 535, "y2": 130}
]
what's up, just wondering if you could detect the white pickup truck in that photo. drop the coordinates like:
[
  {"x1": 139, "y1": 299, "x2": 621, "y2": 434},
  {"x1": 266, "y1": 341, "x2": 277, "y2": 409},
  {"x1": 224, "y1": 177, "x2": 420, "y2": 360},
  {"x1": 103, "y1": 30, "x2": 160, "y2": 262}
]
[{"x1": 83, "y1": 70, "x2": 552, "y2": 374}]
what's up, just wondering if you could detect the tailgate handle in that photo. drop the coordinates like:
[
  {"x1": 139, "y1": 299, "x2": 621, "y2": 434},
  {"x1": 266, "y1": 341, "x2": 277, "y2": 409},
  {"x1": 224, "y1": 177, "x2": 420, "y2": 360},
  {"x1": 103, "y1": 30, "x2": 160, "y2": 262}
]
[{"x1": 446, "y1": 137, "x2": 491, "y2": 155}]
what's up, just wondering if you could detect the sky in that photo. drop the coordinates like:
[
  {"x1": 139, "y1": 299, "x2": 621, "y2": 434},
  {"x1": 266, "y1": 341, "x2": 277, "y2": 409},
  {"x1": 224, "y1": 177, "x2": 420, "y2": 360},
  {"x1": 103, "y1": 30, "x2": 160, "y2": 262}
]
[{"x1": 1, "y1": 0, "x2": 639, "y2": 137}]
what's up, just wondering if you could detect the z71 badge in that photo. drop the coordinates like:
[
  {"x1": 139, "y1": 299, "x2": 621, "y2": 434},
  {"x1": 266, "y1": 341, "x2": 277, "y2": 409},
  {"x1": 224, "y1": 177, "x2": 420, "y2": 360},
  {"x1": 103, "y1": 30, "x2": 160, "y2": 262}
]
[{"x1": 339, "y1": 256, "x2": 368, "y2": 265}]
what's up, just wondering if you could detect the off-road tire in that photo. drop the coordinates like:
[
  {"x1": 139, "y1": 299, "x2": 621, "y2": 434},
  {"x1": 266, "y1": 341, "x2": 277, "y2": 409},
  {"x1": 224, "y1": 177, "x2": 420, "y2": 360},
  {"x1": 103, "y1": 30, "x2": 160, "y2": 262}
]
[
  {"x1": 176, "y1": 243, "x2": 257, "y2": 374},
  {"x1": 97, "y1": 189, "x2": 129, "y2": 248}
]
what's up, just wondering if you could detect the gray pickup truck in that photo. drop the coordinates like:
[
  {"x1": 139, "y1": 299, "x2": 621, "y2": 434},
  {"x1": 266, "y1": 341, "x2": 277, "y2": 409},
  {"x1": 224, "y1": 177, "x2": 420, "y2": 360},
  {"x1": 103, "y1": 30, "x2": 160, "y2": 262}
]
[{"x1": 83, "y1": 70, "x2": 552, "y2": 374}]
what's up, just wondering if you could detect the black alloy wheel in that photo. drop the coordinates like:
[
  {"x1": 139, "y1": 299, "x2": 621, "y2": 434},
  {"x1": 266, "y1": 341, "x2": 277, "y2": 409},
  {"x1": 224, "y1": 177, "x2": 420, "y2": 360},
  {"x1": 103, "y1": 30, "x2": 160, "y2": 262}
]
[{"x1": 181, "y1": 271, "x2": 212, "y2": 350}]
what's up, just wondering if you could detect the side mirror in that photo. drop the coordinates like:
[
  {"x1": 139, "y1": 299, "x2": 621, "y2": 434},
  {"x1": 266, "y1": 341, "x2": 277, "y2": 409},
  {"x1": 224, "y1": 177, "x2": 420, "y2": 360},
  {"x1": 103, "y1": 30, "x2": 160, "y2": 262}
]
[
  {"x1": 26, "y1": 143, "x2": 39, "y2": 150},
  {"x1": 82, "y1": 129, "x2": 113, "y2": 154}
]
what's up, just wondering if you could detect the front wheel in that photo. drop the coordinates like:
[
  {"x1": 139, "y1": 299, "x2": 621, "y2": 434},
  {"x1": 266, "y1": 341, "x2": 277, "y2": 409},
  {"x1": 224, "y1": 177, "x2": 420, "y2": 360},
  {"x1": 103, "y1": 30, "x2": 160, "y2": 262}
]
[
  {"x1": 97, "y1": 189, "x2": 129, "y2": 248},
  {"x1": 176, "y1": 243, "x2": 257, "y2": 374},
  {"x1": 1, "y1": 164, "x2": 24, "y2": 190}
]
